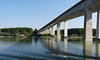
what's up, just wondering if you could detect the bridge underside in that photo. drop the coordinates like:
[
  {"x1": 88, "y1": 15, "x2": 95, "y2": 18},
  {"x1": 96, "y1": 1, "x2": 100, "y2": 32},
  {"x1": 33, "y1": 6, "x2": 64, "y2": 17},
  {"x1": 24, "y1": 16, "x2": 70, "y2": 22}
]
[{"x1": 39, "y1": 0, "x2": 100, "y2": 41}]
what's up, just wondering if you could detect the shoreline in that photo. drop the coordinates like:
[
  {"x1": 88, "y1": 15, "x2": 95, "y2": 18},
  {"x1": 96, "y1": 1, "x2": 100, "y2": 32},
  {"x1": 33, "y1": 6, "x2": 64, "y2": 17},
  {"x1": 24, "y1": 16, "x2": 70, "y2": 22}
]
[{"x1": 0, "y1": 36, "x2": 27, "y2": 38}]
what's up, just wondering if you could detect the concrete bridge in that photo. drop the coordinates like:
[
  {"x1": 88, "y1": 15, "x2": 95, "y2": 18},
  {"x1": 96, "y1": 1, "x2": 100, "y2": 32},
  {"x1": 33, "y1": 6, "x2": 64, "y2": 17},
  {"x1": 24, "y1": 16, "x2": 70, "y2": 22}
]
[{"x1": 38, "y1": 0, "x2": 100, "y2": 41}]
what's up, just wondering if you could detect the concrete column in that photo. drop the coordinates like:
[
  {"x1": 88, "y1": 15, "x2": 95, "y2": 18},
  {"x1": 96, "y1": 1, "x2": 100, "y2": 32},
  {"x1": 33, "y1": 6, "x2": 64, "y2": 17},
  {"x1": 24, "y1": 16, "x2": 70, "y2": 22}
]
[
  {"x1": 53, "y1": 26, "x2": 55, "y2": 35},
  {"x1": 42, "y1": 30, "x2": 44, "y2": 34},
  {"x1": 45, "y1": 29, "x2": 47, "y2": 34},
  {"x1": 83, "y1": 8, "x2": 92, "y2": 41},
  {"x1": 64, "y1": 20, "x2": 68, "y2": 37},
  {"x1": 47, "y1": 28, "x2": 48, "y2": 34},
  {"x1": 44, "y1": 29, "x2": 45, "y2": 34},
  {"x1": 57, "y1": 21, "x2": 61, "y2": 38},
  {"x1": 51, "y1": 26, "x2": 53, "y2": 35},
  {"x1": 46, "y1": 28, "x2": 48, "y2": 34},
  {"x1": 48, "y1": 27, "x2": 50, "y2": 34},
  {"x1": 42, "y1": 30, "x2": 43, "y2": 34},
  {"x1": 41, "y1": 30, "x2": 43, "y2": 34},
  {"x1": 43, "y1": 30, "x2": 45, "y2": 34},
  {"x1": 96, "y1": 10, "x2": 100, "y2": 39},
  {"x1": 51, "y1": 26, "x2": 55, "y2": 35}
]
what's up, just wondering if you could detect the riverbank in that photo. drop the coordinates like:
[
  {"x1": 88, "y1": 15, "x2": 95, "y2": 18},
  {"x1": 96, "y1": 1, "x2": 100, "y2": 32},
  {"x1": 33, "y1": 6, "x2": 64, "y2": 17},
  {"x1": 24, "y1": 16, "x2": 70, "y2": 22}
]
[{"x1": 0, "y1": 35, "x2": 27, "y2": 38}]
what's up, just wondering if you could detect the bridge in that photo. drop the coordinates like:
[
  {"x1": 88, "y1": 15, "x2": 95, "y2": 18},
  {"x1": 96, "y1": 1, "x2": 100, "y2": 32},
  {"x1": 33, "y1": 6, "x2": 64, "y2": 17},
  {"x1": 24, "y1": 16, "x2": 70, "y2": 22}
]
[{"x1": 38, "y1": 0, "x2": 100, "y2": 41}]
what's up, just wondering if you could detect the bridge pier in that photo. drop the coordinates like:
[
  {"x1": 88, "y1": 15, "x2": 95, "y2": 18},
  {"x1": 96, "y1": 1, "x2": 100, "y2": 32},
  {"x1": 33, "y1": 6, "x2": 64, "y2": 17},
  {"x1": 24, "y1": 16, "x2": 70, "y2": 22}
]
[
  {"x1": 46, "y1": 29, "x2": 48, "y2": 34},
  {"x1": 96, "y1": 10, "x2": 100, "y2": 39},
  {"x1": 43, "y1": 29, "x2": 45, "y2": 34},
  {"x1": 64, "y1": 20, "x2": 68, "y2": 38},
  {"x1": 48, "y1": 27, "x2": 50, "y2": 34},
  {"x1": 83, "y1": 8, "x2": 93, "y2": 41},
  {"x1": 53, "y1": 26, "x2": 55, "y2": 35},
  {"x1": 51, "y1": 26, "x2": 53, "y2": 35},
  {"x1": 41, "y1": 30, "x2": 43, "y2": 34},
  {"x1": 57, "y1": 21, "x2": 61, "y2": 38},
  {"x1": 51, "y1": 26, "x2": 55, "y2": 35},
  {"x1": 47, "y1": 28, "x2": 49, "y2": 34},
  {"x1": 46, "y1": 28, "x2": 48, "y2": 34},
  {"x1": 45, "y1": 29, "x2": 46, "y2": 34}
]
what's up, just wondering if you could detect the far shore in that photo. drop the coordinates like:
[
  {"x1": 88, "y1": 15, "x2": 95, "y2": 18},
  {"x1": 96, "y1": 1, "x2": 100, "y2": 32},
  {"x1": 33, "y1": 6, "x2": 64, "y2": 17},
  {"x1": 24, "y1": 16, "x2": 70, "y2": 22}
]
[{"x1": 0, "y1": 36, "x2": 27, "y2": 38}]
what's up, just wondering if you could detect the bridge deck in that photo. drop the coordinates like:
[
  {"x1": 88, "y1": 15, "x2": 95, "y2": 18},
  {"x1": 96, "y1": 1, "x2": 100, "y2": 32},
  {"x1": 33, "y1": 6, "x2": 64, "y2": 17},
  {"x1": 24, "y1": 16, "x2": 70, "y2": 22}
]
[{"x1": 39, "y1": 0, "x2": 100, "y2": 31}]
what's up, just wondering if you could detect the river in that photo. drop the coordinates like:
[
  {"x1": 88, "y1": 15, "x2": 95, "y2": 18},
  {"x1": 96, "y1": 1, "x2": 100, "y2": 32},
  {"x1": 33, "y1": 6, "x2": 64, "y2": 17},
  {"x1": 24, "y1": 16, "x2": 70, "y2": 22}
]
[{"x1": 0, "y1": 37, "x2": 99, "y2": 60}]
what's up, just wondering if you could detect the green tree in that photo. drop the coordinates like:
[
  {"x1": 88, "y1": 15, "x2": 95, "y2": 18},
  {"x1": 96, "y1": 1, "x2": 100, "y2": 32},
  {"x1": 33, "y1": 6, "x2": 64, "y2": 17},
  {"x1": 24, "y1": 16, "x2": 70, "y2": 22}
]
[{"x1": 33, "y1": 29, "x2": 38, "y2": 36}]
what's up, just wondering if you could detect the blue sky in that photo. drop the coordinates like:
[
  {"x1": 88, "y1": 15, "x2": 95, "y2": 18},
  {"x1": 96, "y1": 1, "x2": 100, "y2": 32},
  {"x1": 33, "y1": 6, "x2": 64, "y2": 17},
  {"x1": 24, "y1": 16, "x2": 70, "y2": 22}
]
[{"x1": 0, "y1": 0, "x2": 97, "y2": 30}]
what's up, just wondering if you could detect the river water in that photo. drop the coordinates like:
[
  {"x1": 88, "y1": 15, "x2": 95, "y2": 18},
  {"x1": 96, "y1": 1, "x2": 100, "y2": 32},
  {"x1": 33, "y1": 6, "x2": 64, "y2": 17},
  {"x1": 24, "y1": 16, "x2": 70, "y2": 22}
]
[{"x1": 0, "y1": 37, "x2": 99, "y2": 60}]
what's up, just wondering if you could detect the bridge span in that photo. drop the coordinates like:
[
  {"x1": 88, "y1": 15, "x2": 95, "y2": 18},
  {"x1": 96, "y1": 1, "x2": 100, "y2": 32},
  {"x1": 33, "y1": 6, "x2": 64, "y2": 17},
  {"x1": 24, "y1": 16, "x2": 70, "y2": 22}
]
[{"x1": 38, "y1": 0, "x2": 100, "y2": 41}]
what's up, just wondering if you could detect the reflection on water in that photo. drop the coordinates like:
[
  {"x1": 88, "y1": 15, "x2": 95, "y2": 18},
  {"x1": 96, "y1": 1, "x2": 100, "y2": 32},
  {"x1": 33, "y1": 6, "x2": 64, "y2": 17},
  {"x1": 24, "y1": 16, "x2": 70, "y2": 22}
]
[
  {"x1": 96, "y1": 42, "x2": 100, "y2": 58},
  {"x1": 41, "y1": 37, "x2": 100, "y2": 60},
  {"x1": 64, "y1": 38, "x2": 68, "y2": 53},
  {"x1": 57, "y1": 38, "x2": 60, "y2": 52},
  {"x1": 83, "y1": 41, "x2": 93, "y2": 60},
  {"x1": 0, "y1": 37, "x2": 99, "y2": 60}
]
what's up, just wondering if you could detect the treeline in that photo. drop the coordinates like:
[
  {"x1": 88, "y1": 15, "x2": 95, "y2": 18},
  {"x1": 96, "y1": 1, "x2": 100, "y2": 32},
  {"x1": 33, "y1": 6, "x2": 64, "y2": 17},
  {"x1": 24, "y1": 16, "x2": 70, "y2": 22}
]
[
  {"x1": 0, "y1": 27, "x2": 33, "y2": 36},
  {"x1": 33, "y1": 28, "x2": 96, "y2": 37},
  {"x1": 55, "y1": 28, "x2": 96, "y2": 37}
]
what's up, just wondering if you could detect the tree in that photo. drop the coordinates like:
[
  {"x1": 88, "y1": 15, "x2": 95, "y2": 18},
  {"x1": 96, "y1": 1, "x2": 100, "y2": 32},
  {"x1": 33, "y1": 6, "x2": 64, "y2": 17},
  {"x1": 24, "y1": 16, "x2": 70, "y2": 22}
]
[{"x1": 33, "y1": 29, "x2": 38, "y2": 36}]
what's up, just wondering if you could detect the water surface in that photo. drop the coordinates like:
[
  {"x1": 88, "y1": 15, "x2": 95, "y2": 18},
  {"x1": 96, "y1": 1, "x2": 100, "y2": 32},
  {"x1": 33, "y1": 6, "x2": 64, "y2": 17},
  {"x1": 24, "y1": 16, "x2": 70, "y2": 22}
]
[{"x1": 0, "y1": 37, "x2": 99, "y2": 60}]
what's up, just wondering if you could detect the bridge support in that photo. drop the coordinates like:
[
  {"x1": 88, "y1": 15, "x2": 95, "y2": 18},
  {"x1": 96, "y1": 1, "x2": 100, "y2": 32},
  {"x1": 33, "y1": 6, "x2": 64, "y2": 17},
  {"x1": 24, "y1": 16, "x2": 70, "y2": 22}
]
[
  {"x1": 96, "y1": 10, "x2": 100, "y2": 39},
  {"x1": 48, "y1": 27, "x2": 50, "y2": 34},
  {"x1": 43, "y1": 30, "x2": 45, "y2": 34},
  {"x1": 41, "y1": 30, "x2": 43, "y2": 34},
  {"x1": 47, "y1": 28, "x2": 49, "y2": 34},
  {"x1": 53, "y1": 26, "x2": 55, "y2": 35},
  {"x1": 46, "y1": 28, "x2": 48, "y2": 34},
  {"x1": 64, "y1": 20, "x2": 68, "y2": 38},
  {"x1": 45, "y1": 29, "x2": 47, "y2": 34},
  {"x1": 57, "y1": 21, "x2": 61, "y2": 38},
  {"x1": 51, "y1": 26, "x2": 55, "y2": 35},
  {"x1": 51, "y1": 26, "x2": 54, "y2": 35},
  {"x1": 83, "y1": 8, "x2": 92, "y2": 41},
  {"x1": 44, "y1": 29, "x2": 46, "y2": 34}
]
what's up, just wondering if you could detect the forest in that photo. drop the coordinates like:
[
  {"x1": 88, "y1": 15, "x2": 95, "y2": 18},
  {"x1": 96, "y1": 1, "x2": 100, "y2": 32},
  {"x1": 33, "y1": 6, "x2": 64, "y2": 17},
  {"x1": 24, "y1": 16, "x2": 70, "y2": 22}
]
[
  {"x1": 0, "y1": 28, "x2": 96, "y2": 37},
  {"x1": 0, "y1": 27, "x2": 33, "y2": 37}
]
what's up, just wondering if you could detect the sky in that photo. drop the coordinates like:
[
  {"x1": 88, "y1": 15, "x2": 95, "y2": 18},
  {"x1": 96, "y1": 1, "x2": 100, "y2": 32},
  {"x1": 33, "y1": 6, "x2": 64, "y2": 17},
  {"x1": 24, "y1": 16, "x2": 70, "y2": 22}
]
[{"x1": 0, "y1": 0, "x2": 97, "y2": 30}]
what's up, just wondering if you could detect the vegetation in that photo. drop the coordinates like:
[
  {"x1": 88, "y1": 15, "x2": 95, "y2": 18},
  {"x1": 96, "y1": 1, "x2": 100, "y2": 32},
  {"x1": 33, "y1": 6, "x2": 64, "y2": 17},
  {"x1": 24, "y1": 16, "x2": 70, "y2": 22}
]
[
  {"x1": 33, "y1": 28, "x2": 96, "y2": 37},
  {"x1": 0, "y1": 27, "x2": 33, "y2": 37},
  {"x1": 55, "y1": 28, "x2": 96, "y2": 37},
  {"x1": 35, "y1": 34, "x2": 52, "y2": 36},
  {"x1": 32, "y1": 29, "x2": 38, "y2": 36}
]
